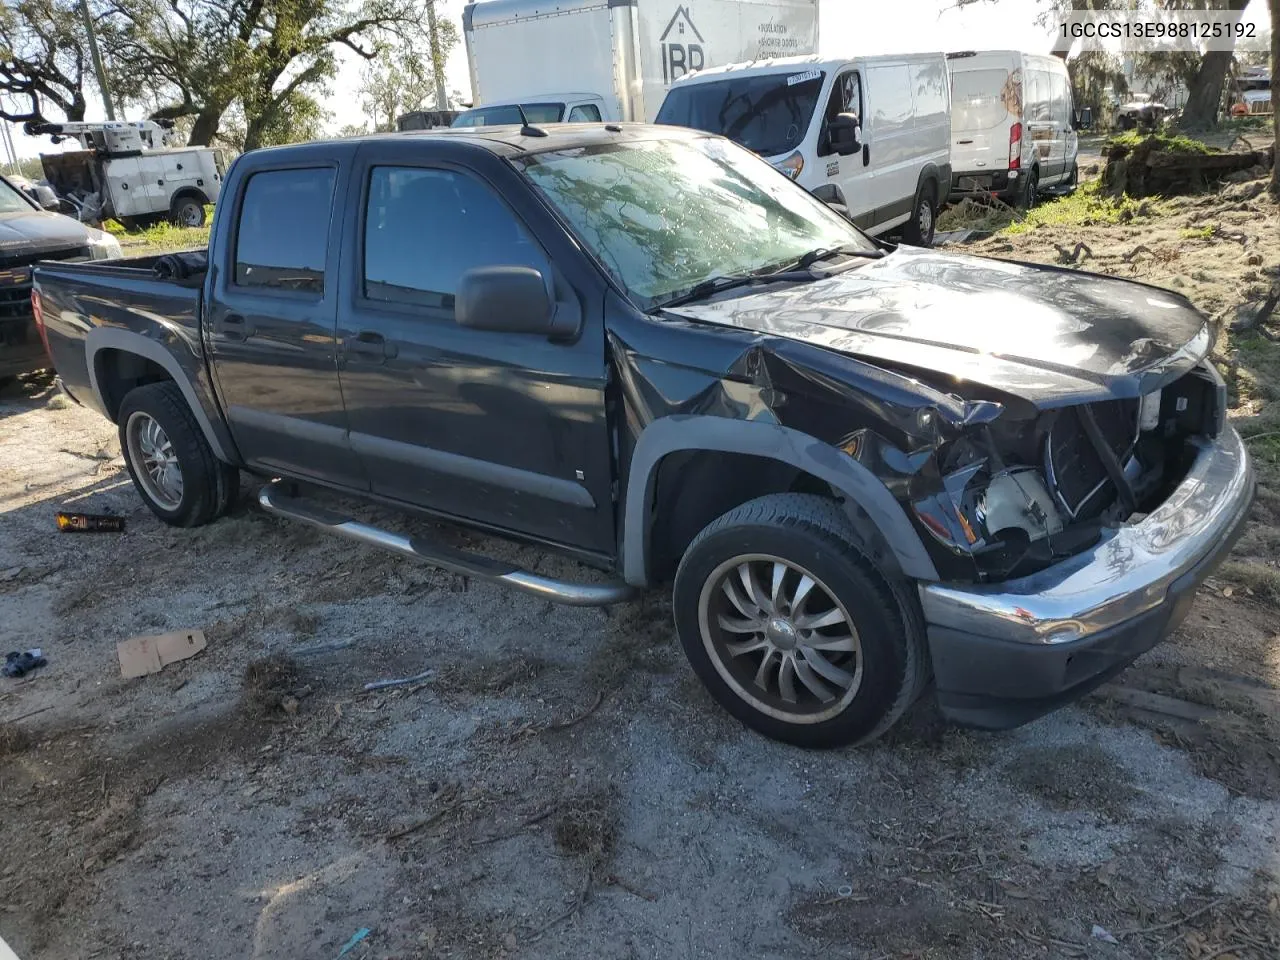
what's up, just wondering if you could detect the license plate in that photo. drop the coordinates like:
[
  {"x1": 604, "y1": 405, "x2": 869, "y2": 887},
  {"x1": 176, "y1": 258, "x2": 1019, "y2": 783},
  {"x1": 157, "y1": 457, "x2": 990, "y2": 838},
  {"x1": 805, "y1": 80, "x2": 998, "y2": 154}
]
[{"x1": 959, "y1": 176, "x2": 988, "y2": 191}]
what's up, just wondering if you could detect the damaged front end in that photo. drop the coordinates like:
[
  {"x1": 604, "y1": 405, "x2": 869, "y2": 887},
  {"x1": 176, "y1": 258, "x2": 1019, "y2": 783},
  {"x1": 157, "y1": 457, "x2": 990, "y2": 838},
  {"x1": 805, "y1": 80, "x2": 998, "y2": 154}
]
[{"x1": 908, "y1": 362, "x2": 1227, "y2": 583}]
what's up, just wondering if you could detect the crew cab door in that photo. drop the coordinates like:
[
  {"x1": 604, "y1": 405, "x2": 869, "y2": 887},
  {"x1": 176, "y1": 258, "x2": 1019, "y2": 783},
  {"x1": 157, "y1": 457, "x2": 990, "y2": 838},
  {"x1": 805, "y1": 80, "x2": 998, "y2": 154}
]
[
  {"x1": 334, "y1": 140, "x2": 614, "y2": 556},
  {"x1": 205, "y1": 156, "x2": 367, "y2": 488}
]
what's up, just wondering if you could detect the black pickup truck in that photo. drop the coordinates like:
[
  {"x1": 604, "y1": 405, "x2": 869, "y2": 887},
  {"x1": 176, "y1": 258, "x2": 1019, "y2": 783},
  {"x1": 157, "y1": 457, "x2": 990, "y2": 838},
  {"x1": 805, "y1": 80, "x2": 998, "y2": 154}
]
[{"x1": 35, "y1": 124, "x2": 1254, "y2": 747}]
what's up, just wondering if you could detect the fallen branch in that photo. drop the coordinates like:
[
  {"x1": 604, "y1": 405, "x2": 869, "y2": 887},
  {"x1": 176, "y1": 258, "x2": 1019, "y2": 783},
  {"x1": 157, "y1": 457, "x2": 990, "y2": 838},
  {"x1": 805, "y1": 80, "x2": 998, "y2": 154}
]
[
  {"x1": 1244, "y1": 432, "x2": 1280, "y2": 444},
  {"x1": 363, "y1": 669, "x2": 435, "y2": 692},
  {"x1": 528, "y1": 870, "x2": 593, "y2": 942},
  {"x1": 3, "y1": 704, "x2": 53, "y2": 723},
  {"x1": 547, "y1": 691, "x2": 603, "y2": 731},
  {"x1": 1123, "y1": 244, "x2": 1155, "y2": 262},
  {"x1": 471, "y1": 804, "x2": 559, "y2": 845},
  {"x1": 1054, "y1": 241, "x2": 1093, "y2": 264},
  {"x1": 602, "y1": 874, "x2": 657, "y2": 902},
  {"x1": 1117, "y1": 895, "x2": 1230, "y2": 937},
  {"x1": 385, "y1": 801, "x2": 461, "y2": 841}
]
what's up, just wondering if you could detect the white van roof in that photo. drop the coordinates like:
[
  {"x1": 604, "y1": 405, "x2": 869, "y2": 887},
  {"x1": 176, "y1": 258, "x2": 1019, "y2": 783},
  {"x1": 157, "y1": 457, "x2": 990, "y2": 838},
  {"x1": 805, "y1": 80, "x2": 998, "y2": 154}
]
[
  {"x1": 671, "y1": 52, "x2": 946, "y2": 88},
  {"x1": 946, "y1": 50, "x2": 1068, "y2": 72}
]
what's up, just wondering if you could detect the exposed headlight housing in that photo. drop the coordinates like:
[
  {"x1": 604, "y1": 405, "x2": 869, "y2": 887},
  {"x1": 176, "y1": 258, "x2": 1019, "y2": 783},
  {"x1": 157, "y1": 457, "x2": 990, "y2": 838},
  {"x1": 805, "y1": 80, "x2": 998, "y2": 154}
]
[
  {"x1": 86, "y1": 228, "x2": 122, "y2": 261},
  {"x1": 775, "y1": 151, "x2": 804, "y2": 181}
]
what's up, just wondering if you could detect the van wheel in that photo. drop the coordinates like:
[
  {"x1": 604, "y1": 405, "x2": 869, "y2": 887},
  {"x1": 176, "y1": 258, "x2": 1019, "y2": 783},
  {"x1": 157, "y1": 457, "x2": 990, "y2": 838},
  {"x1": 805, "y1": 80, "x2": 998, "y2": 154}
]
[
  {"x1": 903, "y1": 181, "x2": 937, "y2": 246},
  {"x1": 118, "y1": 382, "x2": 239, "y2": 527},
  {"x1": 1019, "y1": 168, "x2": 1039, "y2": 209},
  {"x1": 170, "y1": 197, "x2": 206, "y2": 228},
  {"x1": 672, "y1": 493, "x2": 929, "y2": 748}
]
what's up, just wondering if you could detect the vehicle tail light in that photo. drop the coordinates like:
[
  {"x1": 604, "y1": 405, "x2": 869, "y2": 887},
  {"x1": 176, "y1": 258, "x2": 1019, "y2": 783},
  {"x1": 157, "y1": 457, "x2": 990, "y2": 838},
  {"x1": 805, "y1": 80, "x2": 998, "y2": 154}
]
[
  {"x1": 1008, "y1": 122, "x2": 1022, "y2": 169},
  {"x1": 31, "y1": 288, "x2": 52, "y2": 361}
]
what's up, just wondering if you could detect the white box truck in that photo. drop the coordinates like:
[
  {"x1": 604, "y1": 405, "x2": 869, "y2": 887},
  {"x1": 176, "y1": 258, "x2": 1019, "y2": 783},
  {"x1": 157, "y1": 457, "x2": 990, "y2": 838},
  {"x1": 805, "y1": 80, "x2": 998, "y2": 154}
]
[{"x1": 458, "y1": 0, "x2": 819, "y2": 125}]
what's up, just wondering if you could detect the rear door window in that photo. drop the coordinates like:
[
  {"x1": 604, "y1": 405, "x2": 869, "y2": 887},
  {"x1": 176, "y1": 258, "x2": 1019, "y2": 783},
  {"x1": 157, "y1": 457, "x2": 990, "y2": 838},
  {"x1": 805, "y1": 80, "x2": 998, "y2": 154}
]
[
  {"x1": 568, "y1": 103, "x2": 602, "y2": 122},
  {"x1": 233, "y1": 167, "x2": 336, "y2": 294},
  {"x1": 949, "y1": 68, "x2": 1012, "y2": 131},
  {"x1": 656, "y1": 72, "x2": 825, "y2": 158},
  {"x1": 362, "y1": 166, "x2": 548, "y2": 312}
]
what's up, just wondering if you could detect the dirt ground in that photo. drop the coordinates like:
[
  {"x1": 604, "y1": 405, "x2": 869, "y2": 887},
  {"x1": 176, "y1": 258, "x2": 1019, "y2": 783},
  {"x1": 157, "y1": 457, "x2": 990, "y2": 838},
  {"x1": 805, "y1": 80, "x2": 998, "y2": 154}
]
[{"x1": 3, "y1": 171, "x2": 1280, "y2": 960}]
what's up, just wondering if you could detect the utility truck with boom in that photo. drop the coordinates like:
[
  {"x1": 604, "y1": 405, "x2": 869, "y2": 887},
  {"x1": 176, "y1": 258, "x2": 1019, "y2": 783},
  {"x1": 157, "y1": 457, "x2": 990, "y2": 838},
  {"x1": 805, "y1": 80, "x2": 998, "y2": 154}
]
[{"x1": 28, "y1": 120, "x2": 224, "y2": 229}]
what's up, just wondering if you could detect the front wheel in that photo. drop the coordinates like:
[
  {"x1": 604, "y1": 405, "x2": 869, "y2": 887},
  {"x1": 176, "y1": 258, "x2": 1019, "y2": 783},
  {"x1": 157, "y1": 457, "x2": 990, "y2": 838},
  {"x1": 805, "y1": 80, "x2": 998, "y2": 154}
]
[
  {"x1": 118, "y1": 381, "x2": 238, "y2": 527},
  {"x1": 672, "y1": 494, "x2": 929, "y2": 748},
  {"x1": 903, "y1": 181, "x2": 937, "y2": 246}
]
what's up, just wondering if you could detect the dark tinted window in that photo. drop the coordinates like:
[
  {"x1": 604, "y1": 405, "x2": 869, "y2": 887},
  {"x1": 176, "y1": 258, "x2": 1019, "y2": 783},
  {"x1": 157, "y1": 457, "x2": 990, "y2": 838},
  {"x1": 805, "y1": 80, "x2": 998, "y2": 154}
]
[
  {"x1": 451, "y1": 102, "x2": 563, "y2": 127},
  {"x1": 568, "y1": 103, "x2": 602, "y2": 122},
  {"x1": 656, "y1": 72, "x2": 824, "y2": 157},
  {"x1": 363, "y1": 166, "x2": 546, "y2": 310},
  {"x1": 234, "y1": 167, "x2": 335, "y2": 293}
]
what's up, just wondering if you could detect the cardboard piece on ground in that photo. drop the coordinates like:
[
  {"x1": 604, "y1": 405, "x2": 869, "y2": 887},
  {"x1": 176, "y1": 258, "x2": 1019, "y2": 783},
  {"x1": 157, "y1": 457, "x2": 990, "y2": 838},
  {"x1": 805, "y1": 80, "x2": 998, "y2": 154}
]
[{"x1": 117, "y1": 629, "x2": 207, "y2": 678}]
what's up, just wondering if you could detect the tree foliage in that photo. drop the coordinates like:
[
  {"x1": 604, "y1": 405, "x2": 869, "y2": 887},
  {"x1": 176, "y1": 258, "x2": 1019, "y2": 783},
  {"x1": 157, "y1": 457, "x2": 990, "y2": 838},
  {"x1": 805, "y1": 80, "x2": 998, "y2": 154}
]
[
  {"x1": 1, "y1": 0, "x2": 457, "y2": 150},
  {"x1": 0, "y1": 0, "x2": 91, "y2": 123}
]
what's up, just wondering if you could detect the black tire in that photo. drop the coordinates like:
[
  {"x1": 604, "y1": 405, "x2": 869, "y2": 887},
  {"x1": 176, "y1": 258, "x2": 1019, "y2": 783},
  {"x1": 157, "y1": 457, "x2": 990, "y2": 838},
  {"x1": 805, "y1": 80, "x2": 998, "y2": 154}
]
[
  {"x1": 1019, "y1": 168, "x2": 1039, "y2": 210},
  {"x1": 170, "y1": 196, "x2": 206, "y2": 228},
  {"x1": 117, "y1": 381, "x2": 239, "y2": 527},
  {"x1": 672, "y1": 493, "x2": 929, "y2": 748},
  {"x1": 903, "y1": 179, "x2": 937, "y2": 246}
]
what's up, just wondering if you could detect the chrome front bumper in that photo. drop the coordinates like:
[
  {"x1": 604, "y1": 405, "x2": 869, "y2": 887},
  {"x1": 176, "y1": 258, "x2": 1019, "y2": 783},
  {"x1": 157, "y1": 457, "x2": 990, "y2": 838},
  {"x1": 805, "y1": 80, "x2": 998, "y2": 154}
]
[{"x1": 921, "y1": 425, "x2": 1255, "y2": 646}]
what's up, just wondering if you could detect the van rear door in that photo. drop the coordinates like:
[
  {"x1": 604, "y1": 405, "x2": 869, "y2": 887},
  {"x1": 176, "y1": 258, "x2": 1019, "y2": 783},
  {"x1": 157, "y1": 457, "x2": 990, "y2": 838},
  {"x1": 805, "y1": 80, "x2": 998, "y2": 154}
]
[{"x1": 948, "y1": 63, "x2": 1014, "y2": 176}]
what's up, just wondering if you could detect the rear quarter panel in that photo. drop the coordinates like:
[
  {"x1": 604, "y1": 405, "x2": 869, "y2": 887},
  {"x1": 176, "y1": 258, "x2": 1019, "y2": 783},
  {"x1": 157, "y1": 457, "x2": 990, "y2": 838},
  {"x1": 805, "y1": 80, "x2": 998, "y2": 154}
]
[{"x1": 34, "y1": 261, "x2": 236, "y2": 461}]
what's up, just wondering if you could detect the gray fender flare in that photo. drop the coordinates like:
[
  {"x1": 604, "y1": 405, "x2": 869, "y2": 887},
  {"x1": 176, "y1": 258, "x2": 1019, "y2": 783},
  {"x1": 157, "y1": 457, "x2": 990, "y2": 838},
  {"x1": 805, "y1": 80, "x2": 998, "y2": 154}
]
[
  {"x1": 621, "y1": 415, "x2": 939, "y2": 587},
  {"x1": 914, "y1": 161, "x2": 949, "y2": 203},
  {"x1": 85, "y1": 326, "x2": 232, "y2": 462}
]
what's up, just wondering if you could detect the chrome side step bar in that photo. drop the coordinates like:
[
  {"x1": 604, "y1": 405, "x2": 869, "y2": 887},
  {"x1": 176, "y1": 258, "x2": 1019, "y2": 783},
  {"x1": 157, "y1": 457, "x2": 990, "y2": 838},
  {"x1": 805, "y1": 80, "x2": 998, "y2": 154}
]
[{"x1": 257, "y1": 484, "x2": 637, "y2": 607}]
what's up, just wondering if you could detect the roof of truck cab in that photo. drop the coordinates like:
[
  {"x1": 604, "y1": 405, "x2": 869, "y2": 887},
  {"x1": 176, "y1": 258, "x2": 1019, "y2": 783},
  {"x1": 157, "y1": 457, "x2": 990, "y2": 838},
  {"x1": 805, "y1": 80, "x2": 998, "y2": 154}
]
[
  {"x1": 671, "y1": 52, "x2": 947, "y2": 86},
  {"x1": 243, "y1": 123, "x2": 707, "y2": 162}
]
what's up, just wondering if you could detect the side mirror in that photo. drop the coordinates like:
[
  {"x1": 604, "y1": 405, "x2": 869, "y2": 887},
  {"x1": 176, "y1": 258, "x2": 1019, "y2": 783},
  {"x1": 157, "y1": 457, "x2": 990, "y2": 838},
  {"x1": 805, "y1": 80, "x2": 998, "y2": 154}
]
[
  {"x1": 828, "y1": 112, "x2": 862, "y2": 156},
  {"x1": 456, "y1": 265, "x2": 573, "y2": 337},
  {"x1": 1073, "y1": 107, "x2": 1093, "y2": 131}
]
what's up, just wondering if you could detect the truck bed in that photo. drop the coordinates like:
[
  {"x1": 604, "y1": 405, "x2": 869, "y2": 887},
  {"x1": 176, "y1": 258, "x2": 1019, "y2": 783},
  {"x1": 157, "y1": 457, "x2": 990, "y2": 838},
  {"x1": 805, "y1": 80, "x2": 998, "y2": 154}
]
[{"x1": 33, "y1": 251, "x2": 213, "y2": 421}]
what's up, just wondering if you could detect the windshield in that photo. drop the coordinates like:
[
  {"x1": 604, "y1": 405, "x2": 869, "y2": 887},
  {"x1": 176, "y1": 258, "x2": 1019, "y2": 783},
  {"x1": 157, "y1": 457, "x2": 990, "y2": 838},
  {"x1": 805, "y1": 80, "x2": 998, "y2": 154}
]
[
  {"x1": 0, "y1": 179, "x2": 34, "y2": 214},
  {"x1": 516, "y1": 136, "x2": 876, "y2": 309},
  {"x1": 452, "y1": 102, "x2": 565, "y2": 127},
  {"x1": 950, "y1": 69, "x2": 1013, "y2": 130},
  {"x1": 655, "y1": 72, "x2": 824, "y2": 158}
]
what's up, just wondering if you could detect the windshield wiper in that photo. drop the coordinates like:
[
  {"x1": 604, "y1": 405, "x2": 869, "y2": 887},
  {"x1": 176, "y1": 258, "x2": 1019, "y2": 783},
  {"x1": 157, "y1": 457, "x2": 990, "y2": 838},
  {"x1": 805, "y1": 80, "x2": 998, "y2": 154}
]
[
  {"x1": 790, "y1": 243, "x2": 886, "y2": 271},
  {"x1": 658, "y1": 269, "x2": 811, "y2": 310}
]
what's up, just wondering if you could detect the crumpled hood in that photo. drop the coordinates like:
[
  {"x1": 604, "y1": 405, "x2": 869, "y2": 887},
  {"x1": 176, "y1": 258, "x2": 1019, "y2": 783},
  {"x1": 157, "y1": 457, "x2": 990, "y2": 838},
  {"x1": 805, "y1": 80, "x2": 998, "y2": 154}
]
[
  {"x1": 665, "y1": 246, "x2": 1211, "y2": 406},
  {"x1": 0, "y1": 210, "x2": 91, "y2": 255}
]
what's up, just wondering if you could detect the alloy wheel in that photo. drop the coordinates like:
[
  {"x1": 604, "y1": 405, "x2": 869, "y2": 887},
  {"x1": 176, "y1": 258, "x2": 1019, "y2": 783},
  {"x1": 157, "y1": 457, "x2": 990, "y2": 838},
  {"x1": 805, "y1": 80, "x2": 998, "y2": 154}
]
[
  {"x1": 126, "y1": 411, "x2": 183, "y2": 509},
  {"x1": 697, "y1": 554, "x2": 864, "y2": 724}
]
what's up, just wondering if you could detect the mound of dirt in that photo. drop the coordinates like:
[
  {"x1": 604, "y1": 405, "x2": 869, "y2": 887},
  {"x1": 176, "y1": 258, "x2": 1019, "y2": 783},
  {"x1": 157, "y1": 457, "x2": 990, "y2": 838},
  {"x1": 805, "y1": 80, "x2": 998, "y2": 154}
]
[
  {"x1": 0, "y1": 722, "x2": 30, "y2": 756},
  {"x1": 1104, "y1": 134, "x2": 1275, "y2": 197},
  {"x1": 242, "y1": 653, "x2": 305, "y2": 716}
]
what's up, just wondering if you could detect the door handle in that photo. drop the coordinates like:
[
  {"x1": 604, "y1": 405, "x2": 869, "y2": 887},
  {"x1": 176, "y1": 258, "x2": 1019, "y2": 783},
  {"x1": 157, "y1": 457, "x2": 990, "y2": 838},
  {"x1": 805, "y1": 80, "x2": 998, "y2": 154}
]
[{"x1": 345, "y1": 330, "x2": 397, "y2": 359}]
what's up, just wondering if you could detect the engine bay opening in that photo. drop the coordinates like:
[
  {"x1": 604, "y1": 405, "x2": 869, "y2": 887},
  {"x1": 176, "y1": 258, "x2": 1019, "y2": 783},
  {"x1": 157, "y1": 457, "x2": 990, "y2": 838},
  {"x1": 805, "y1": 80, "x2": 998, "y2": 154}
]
[{"x1": 915, "y1": 362, "x2": 1225, "y2": 581}]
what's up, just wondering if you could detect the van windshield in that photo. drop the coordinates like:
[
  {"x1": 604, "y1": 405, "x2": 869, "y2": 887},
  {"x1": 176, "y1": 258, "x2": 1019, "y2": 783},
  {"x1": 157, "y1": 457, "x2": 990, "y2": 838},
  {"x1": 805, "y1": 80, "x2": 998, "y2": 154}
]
[
  {"x1": 517, "y1": 135, "x2": 875, "y2": 310},
  {"x1": 950, "y1": 69, "x2": 1012, "y2": 130},
  {"x1": 655, "y1": 72, "x2": 824, "y2": 158}
]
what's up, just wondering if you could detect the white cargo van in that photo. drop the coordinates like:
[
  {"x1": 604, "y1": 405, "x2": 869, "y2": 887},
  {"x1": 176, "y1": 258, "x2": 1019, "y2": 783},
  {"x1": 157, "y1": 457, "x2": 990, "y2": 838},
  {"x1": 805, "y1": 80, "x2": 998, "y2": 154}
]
[
  {"x1": 946, "y1": 51, "x2": 1081, "y2": 207},
  {"x1": 656, "y1": 54, "x2": 952, "y2": 245},
  {"x1": 460, "y1": 0, "x2": 819, "y2": 123}
]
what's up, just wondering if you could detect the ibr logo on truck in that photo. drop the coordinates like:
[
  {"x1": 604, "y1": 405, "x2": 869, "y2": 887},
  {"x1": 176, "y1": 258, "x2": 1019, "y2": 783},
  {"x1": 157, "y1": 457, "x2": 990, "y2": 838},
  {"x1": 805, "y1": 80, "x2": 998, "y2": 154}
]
[{"x1": 660, "y1": 6, "x2": 705, "y2": 83}]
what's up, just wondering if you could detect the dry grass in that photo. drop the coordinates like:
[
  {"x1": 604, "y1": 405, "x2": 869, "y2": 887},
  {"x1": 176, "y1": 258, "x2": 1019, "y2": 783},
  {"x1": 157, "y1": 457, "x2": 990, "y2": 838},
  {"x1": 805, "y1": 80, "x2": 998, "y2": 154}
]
[{"x1": 0, "y1": 722, "x2": 31, "y2": 756}]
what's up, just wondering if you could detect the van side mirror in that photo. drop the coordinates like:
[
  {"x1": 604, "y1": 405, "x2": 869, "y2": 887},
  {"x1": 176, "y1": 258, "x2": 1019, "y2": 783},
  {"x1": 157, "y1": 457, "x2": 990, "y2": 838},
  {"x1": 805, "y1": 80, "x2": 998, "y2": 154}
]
[
  {"x1": 456, "y1": 265, "x2": 574, "y2": 337},
  {"x1": 1073, "y1": 107, "x2": 1093, "y2": 131},
  {"x1": 828, "y1": 113, "x2": 861, "y2": 156}
]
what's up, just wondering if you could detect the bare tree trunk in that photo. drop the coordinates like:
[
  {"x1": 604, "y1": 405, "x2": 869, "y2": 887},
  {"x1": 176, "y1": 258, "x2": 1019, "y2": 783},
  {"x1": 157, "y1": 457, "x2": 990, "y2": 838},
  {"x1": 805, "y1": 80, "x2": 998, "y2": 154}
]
[
  {"x1": 1179, "y1": 48, "x2": 1233, "y2": 130},
  {"x1": 188, "y1": 106, "x2": 222, "y2": 145},
  {"x1": 1272, "y1": 0, "x2": 1279, "y2": 198},
  {"x1": 242, "y1": 117, "x2": 266, "y2": 152}
]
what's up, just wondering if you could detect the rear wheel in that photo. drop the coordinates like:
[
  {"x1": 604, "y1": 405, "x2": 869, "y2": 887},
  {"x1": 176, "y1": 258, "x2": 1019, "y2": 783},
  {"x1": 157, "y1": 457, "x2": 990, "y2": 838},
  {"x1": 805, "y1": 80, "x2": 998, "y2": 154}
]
[
  {"x1": 672, "y1": 494, "x2": 929, "y2": 748},
  {"x1": 1019, "y1": 168, "x2": 1039, "y2": 209},
  {"x1": 170, "y1": 196, "x2": 206, "y2": 228},
  {"x1": 118, "y1": 381, "x2": 238, "y2": 527},
  {"x1": 903, "y1": 180, "x2": 937, "y2": 246}
]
